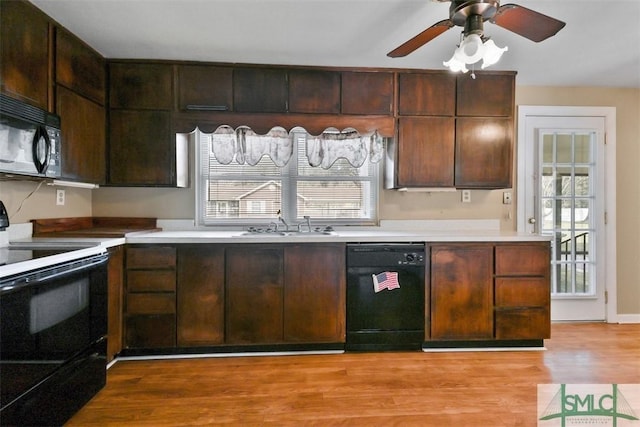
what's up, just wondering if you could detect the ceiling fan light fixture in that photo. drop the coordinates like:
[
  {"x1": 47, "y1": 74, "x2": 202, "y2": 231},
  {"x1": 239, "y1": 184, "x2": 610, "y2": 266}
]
[
  {"x1": 481, "y1": 39, "x2": 508, "y2": 69},
  {"x1": 444, "y1": 33, "x2": 507, "y2": 73},
  {"x1": 443, "y1": 52, "x2": 469, "y2": 73},
  {"x1": 459, "y1": 33, "x2": 485, "y2": 63}
]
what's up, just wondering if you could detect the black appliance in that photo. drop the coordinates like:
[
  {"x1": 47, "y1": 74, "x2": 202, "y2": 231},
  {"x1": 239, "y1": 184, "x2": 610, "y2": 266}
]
[
  {"x1": 346, "y1": 243, "x2": 425, "y2": 351},
  {"x1": 0, "y1": 201, "x2": 8, "y2": 230},
  {"x1": 0, "y1": 251, "x2": 109, "y2": 426},
  {"x1": 0, "y1": 94, "x2": 61, "y2": 178}
]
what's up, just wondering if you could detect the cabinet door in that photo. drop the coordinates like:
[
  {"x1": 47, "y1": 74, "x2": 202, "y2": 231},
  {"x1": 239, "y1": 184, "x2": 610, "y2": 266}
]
[
  {"x1": 341, "y1": 71, "x2": 393, "y2": 115},
  {"x1": 0, "y1": 0, "x2": 49, "y2": 109},
  {"x1": 226, "y1": 246, "x2": 284, "y2": 343},
  {"x1": 177, "y1": 246, "x2": 225, "y2": 347},
  {"x1": 456, "y1": 72, "x2": 515, "y2": 117},
  {"x1": 455, "y1": 117, "x2": 513, "y2": 188},
  {"x1": 397, "y1": 117, "x2": 455, "y2": 187},
  {"x1": 288, "y1": 69, "x2": 340, "y2": 114},
  {"x1": 233, "y1": 68, "x2": 288, "y2": 113},
  {"x1": 177, "y1": 65, "x2": 232, "y2": 111},
  {"x1": 108, "y1": 109, "x2": 174, "y2": 185},
  {"x1": 56, "y1": 27, "x2": 105, "y2": 105},
  {"x1": 284, "y1": 244, "x2": 346, "y2": 343},
  {"x1": 398, "y1": 72, "x2": 455, "y2": 116},
  {"x1": 57, "y1": 85, "x2": 106, "y2": 184},
  {"x1": 109, "y1": 62, "x2": 173, "y2": 110},
  {"x1": 430, "y1": 245, "x2": 493, "y2": 340}
]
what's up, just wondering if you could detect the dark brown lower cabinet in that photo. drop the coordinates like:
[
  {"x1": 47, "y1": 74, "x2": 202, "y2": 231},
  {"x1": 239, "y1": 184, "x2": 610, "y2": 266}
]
[
  {"x1": 494, "y1": 243, "x2": 551, "y2": 339},
  {"x1": 284, "y1": 244, "x2": 345, "y2": 343},
  {"x1": 225, "y1": 244, "x2": 346, "y2": 345},
  {"x1": 125, "y1": 314, "x2": 176, "y2": 348},
  {"x1": 177, "y1": 245, "x2": 225, "y2": 346},
  {"x1": 428, "y1": 241, "x2": 551, "y2": 343},
  {"x1": 124, "y1": 246, "x2": 177, "y2": 349},
  {"x1": 225, "y1": 246, "x2": 284, "y2": 344},
  {"x1": 430, "y1": 244, "x2": 494, "y2": 340}
]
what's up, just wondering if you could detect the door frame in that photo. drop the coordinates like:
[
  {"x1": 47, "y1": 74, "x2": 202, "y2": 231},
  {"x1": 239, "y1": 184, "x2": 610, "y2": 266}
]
[{"x1": 516, "y1": 105, "x2": 617, "y2": 323}]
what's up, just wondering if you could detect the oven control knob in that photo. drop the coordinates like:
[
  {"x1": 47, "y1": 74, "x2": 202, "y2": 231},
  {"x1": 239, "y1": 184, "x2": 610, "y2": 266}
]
[{"x1": 405, "y1": 253, "x2": 416, "y2": 263}]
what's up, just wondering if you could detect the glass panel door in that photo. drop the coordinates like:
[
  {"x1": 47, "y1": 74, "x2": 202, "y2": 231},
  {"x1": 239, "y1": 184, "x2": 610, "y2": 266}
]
[{"x1": 539, "y1": 131, "x2": 596, "y2": 298}]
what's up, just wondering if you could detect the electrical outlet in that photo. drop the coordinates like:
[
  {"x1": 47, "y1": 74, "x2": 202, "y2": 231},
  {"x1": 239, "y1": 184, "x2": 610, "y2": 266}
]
[
  {"x1": 56, "y1": 189, "x2": 65, "y2": 206},
  {"x1": 503, "y1": 191, "x2": 512, "y2": 204},
  {"x1": 461, "y1": 190, "x2": 471, "y2": 203}
]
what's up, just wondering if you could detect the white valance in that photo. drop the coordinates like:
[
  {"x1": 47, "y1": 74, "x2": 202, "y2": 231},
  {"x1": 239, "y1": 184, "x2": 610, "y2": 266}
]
[{"x1": 207, "y1": 125, "x2": 384, "y2": 168}]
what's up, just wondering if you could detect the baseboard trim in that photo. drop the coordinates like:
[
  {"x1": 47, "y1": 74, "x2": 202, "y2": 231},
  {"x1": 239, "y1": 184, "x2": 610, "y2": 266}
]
[{"x1": 616, "y1": 314, "x2": 640, "y2": 324}]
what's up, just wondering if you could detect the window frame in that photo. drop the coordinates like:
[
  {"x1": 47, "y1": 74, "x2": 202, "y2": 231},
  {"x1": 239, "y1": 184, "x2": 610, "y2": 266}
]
[{"x1": 194, "y1": 128, "x2": 380, "y2": 227}]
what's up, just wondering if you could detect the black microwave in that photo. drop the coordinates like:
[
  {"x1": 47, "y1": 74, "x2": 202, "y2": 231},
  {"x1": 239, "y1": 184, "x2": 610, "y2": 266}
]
[{"x1": 0, "y1": 94, "x2": 61, "y2": 178}]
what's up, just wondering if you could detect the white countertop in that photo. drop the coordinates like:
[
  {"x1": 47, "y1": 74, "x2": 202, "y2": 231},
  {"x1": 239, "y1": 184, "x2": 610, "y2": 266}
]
[
  {"x1": 1, "y1": 221, "x2": 550, "y2": 278},
  {"x1": 126, "y1": 229, "x2": 550, "y2": 244}
]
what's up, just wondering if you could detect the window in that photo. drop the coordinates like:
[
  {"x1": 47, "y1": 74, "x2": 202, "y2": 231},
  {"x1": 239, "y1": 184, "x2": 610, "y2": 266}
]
[{"x1": 196, "y1": 126, "x2": 381, "y2": 226}]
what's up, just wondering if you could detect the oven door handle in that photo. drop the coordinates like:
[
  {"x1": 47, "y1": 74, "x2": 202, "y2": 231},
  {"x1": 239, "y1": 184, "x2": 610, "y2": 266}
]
[{"x1": 1, "y1": 254, "x2": 108, "y2": 292}]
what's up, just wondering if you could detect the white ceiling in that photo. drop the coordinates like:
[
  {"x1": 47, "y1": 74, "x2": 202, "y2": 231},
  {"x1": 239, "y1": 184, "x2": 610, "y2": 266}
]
[{"x1": 30, "y1": 0, "x2": 640, "y2": 88}]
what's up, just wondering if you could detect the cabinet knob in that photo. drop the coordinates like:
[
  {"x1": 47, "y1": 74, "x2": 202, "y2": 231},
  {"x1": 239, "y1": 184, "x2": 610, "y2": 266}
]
[{"x1": 528, "y1": 217, "x2": 536, "y2": 224}]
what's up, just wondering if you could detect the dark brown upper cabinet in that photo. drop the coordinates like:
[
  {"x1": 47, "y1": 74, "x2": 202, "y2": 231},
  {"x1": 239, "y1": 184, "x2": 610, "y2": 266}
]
[
  {"x1": 57, "y1": 86, "x2": 106, "y2": 184},
  {"x1": 56, "y1": 27, "x2": 106, "y2": 105},
  {"x1": 233, "y1": 68, "x2": 288, "y2": 113},
  {"x1": 109, "y1": 62, "x2": 173, "y2": 110},
  {"x1": 341, "y1": 71, "x2": 393, "y2": 115},
  {"x1": 456, "y1": 72, "x2": 515, "y2": 117},
  {"x1": 108, "y1": 110, "x2": 174, "y2": 186},
  {"x1": 288, "y1": 69, "x2": 340, "y2": 114},
  {"x1": 177, "y1": 64, "x2": 233, "y2": 111},
  {"x1": 398, "y1": 72, "x2": 456, "y2": 116},
  {"x1": 455, "y1": 117, "x2": 513, "y2": 188},
  {"x1": 0, "y1": 0, "x2": 50, "y2": 110},
  {"x1": 397, "y1": 117, "x2": 455, "y2": 187}
]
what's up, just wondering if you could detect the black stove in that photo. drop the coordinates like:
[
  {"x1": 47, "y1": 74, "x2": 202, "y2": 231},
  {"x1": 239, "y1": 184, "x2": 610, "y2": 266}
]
[{"x1": 0, "y1": 243, "x2": 99, "y2": 267}]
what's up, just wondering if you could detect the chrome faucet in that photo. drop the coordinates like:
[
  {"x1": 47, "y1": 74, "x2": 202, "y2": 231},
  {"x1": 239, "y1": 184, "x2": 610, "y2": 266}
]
[
  {"x1": 278, "y1": 216, "x2": 290, "y2": 232},
  {"x1": 297, "y1": 216, "x2": 312, "y2": 232}
]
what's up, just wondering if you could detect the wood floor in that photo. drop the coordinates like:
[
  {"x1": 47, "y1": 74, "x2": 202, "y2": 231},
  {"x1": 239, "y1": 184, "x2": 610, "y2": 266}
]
[{"x1": 67, "y1": 323, "x2": 640, "y2": 426}]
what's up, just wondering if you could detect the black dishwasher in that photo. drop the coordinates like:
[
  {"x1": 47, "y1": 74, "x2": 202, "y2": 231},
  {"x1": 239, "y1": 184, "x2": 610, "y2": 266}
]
[{"x1": 346, "y1": 243, "x2": 425, "y2": 351}]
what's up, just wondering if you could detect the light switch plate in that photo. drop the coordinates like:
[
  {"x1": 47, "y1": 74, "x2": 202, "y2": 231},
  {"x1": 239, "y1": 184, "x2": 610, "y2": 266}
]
[{"x1": 503, "y1": 191, "x2": 512, "y2": 204}]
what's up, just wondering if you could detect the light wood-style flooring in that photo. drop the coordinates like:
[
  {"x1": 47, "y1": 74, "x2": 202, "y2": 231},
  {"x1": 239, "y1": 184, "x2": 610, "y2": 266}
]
[{"x1": 67, "y1": 323, "x2": 640, "y2": 426}]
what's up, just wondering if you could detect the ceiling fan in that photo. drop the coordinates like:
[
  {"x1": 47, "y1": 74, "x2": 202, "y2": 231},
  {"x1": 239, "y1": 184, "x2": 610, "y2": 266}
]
[{"x1": 387, "y1": 0, "x2": 566, "y2": 58}]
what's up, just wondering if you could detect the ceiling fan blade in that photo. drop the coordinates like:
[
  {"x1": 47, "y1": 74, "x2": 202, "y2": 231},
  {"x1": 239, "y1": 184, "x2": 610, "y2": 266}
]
[
  {"x1": 491, "y1": 4, "x2": 566, "y2": 42},
  {"x1": 387, "y1": 19, "x2": 454, "y2": 57}
]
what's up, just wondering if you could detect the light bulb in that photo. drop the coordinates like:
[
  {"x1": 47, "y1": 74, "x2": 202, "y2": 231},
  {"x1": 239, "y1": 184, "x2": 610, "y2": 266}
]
[{"x1": 459, "y1": 34, "x2": 485, "y2": 64}]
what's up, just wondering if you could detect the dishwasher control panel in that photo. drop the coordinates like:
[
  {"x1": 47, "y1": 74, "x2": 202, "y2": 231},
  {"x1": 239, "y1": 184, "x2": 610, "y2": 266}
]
[{"x1": 347, "y1": 244, "x2": 425, "y2": 267}]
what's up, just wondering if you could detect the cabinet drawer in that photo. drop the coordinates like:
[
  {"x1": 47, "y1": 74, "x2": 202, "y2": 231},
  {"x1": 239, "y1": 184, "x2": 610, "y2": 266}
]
[
  {"x1": 495, "y1": 277, "x2": 549, "y2": 307},
  {"x1": 127, "y1": 270, "x2": 176, "y2": 292},
  {"x1": 127, "y1": 293, "x2": 175, "y2": 314},
  {"x1": 127, "y1": 246, "x2": 176, "y2": 269},
  {"x1": 495, "y1": 308, "x2": 550, "y2": 339},
  {"x1": 125, "y1": 314, "x2": 176, "y2": 348},
  {"x1": 495, "y1": 244, "x2": 550, "y2": 276}
]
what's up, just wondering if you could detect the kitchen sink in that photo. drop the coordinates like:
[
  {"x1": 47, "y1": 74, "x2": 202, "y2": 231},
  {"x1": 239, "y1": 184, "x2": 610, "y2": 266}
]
[{"x1": 237, "y1": 230, "x2": 338, "y2": 237}]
